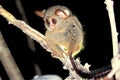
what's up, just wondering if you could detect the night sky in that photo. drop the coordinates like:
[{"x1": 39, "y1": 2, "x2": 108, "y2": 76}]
[{"x1": 0, "y1": 0, "x2": 120, "y2": 80}]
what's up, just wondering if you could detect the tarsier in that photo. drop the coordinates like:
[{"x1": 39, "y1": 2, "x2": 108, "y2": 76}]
[{"x1": 35, "y1": 5, "x2": 112, "y2": 79}]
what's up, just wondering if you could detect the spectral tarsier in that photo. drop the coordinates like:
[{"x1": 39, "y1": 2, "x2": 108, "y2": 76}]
[{"x1": 35, "y1": 5, "x2": 112, "y2": 79}]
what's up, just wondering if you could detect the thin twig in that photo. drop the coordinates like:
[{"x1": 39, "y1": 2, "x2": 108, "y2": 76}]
[
  {"x1": 15, "y1": 0, "x2": 36, "y2": 52},
  {"x1": 15, "y1": 0, "x2": 42, "y2": 75},
  {"x1": 105, "y1": 0, "x2": 118, "y2": 57},
  {"x1": 0, "y1": 31, "x2": 24, "y2": 80},
  {"x1": 0, "y1": 76, "x2": 2, "y2": 80},
  {"x1": 34, "y1": 63, "x2": 42, "y2": 75},
  {"x1": 104, "y1": 0, "x2": 120, "y2": 79}
]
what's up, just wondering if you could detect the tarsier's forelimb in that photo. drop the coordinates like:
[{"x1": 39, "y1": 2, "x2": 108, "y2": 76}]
[{"x1": 35, "y1": 5, "x2": 112, "y2": 79}]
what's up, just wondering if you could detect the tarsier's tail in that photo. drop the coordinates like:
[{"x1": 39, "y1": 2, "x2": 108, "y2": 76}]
[{"x1": 69, "y1": 55, "x2": 112, "y2": 79}]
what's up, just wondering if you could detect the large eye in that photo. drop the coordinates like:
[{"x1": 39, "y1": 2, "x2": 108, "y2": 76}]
[
  {"x1": 51, "y1": 18, "x2": 57, "y2": 24},
  {"x1": 45, "y1": 19, "x2": 50, "y2": 26}
]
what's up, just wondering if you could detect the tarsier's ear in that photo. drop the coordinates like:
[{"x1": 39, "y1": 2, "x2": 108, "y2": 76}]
[
  {"x1": 55, "y1": 9, "x2": 70, "y2": 19},
  {"x1": 34, "y1": 10, "x2": 46, "y2": 18}
]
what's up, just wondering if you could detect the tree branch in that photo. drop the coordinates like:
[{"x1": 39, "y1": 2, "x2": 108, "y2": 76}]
[
  {"x1": 0, "y1": 5, "x2": 47, "y2": 53},
  {"x1": 0, "y1": 31, "x2": 24, "y2": 80}
]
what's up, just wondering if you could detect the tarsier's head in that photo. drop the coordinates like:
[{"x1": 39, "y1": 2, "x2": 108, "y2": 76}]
[{"x1": 35, "y1": 5, "x2": 72, "y2": 31}]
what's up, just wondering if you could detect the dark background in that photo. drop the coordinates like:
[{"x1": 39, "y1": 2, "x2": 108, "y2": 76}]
[{"x1": 0, "y1": 0, "x2": 120, "y2": 80}]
